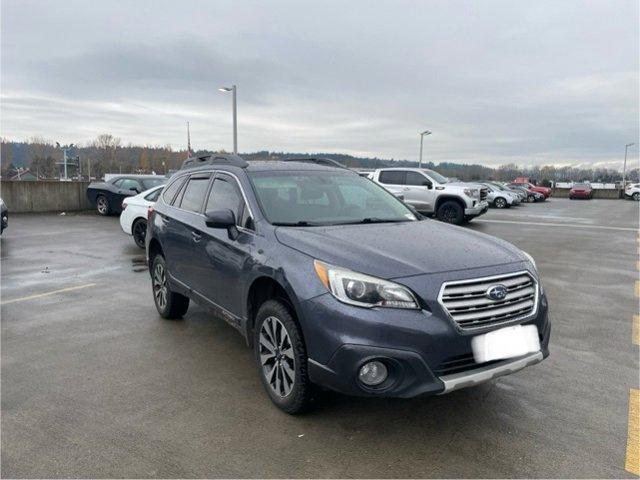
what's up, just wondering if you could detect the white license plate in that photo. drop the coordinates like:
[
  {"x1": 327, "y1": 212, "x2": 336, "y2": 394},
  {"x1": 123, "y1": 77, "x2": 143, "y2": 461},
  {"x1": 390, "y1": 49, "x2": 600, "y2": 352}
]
[{"x1": 471, "y1": 325, "x2": 540, "y2": 363}]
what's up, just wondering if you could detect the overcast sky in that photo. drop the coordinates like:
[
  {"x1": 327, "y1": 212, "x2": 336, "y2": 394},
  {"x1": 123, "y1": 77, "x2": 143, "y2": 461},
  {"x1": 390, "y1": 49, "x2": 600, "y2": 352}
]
[{"x1": 1, "y1": 0, "x2": 638, "y2": 169}]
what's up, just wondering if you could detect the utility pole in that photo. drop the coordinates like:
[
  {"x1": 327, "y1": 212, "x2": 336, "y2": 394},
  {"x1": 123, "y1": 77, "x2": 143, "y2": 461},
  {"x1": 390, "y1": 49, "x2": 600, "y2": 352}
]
[
  {"x1": 219, "y1": 85, "x2": 238, "y2": 154},
  {"x1": 622, "y1": 142, "x2": 635, "y2": 189}
]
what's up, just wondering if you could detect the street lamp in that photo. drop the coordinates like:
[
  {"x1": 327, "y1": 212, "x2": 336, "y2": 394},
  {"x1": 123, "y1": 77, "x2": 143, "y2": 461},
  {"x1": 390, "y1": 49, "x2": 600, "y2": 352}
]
[
  {"x1": 418, "y1": 130, "x2": 432, "y2": 168},
  {"x1": 622, "y1": 142, "x2": 635, "y2": 189},
  {"x1": 218, "y1": 85, "x2": 237, "y2": 154},
  {"x1": 56, "y1": 142, "x2": 75, "y2": 180}
]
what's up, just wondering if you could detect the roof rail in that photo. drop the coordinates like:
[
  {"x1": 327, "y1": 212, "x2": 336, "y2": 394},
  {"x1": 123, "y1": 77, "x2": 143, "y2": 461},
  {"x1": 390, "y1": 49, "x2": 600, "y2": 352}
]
[
  {"x1": 181, "y1": 153, "x2": 248, "y2": 170},
  {"x1": 281, "y1": 157, "x2": 346, "y2": 169}
]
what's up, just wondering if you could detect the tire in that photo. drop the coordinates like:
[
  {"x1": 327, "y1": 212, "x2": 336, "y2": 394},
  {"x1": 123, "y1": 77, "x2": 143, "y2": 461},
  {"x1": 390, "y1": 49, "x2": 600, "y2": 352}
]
[
  {"x1": 527, "y1": 195, "x2": 535, "y2": 203},
  {"x1": 254, "y1": 300, "x2": 311, "y2": 414},
  {"x1": 436, "y1": 200, "x2": 465, "y2": 225},
  {"x1": 96, "y1": 195, "x2": 110, "y2": 216},
  {"x1": 633, "y1": 192, "x2": 639, "y2": 201},
  {"x1": 132, "y1": 218, "x2": 147, "y2": 249},
  {"x1": 494, "y1": 197, "x2": 507, "y2": 209},
  {"x1": 151, "y1": 254, "x2": 189, "y2": 319}
]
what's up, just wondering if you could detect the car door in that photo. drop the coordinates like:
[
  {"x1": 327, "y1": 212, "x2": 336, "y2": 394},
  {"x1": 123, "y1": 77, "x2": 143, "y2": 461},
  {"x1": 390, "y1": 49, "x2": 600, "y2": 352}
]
[
  {"x1": 403, "y1": 171, "x2": 435, "y2": 212},
  {"x1": 377, "y1": 170, "x2": 406, "y2": 198},
  {"x1": 196, "y1": 172, "x2": 256, "y2": 319},
  {"x1": 169, "y1": 173, "x2": 212, "y2": 287}
]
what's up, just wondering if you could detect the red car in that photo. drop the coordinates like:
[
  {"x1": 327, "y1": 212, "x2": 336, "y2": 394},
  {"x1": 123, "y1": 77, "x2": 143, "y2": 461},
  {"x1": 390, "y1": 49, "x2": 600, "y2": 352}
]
[
  {"x1": 569, "y1": 183, "x2": 593, "y2": 200},
  {"x1": 512, "y1": 181, "x2": 552, "y2": 198}
]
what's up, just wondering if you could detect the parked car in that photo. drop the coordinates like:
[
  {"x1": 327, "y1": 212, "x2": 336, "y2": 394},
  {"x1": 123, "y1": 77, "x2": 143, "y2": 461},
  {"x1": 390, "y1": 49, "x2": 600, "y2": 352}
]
[
  {"x1": 508, "y1": 184, "x2": 546, "y2": 203},
  {"x1": 368, "y1": 168, "x2": 489, "y2": 225},
  {"x1": 481, "y1": 183, "x2": 520, "y2": 208},
  {"x1": 489, "y1": 182, "x2": 528, "y2": 203},
  {"x1": 624, "y1": 183, "x2": 640, "y2": 201},
  {"x1": 87, "y1": 175, "x2": 166, "y2": 216},
  {"x1": 146, "y1": 155, "x2": 550, "y2": 414},
  {"x1": 511, "y1": 180, "x2": 552, "y2": 198},
  {"x1": 569, "y1": 183, "x2": 593, "y2": 200},
  {"x1": 0, "y1": 198, "x2": 7, "y2": 234},
  {"x1": 120, "y1": 185, "x2": 166, "y2": 248}
]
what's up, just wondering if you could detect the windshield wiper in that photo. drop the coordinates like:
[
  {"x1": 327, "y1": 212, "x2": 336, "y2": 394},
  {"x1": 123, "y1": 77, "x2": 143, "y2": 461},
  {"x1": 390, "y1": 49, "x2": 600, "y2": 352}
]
[
  {"x1": 272, "y1": 221, "x2": 325, "y2": 227},
  {"x1": 351, "y1": 218, "x2": 410, "y2": 224}
]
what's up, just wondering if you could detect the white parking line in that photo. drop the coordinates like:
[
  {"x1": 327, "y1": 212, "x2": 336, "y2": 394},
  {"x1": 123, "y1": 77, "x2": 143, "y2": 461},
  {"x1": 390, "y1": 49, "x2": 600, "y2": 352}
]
[
  {"x1": 1, "y1": 283, "x2": 97, "y2": 305},
  {"x1": 475, "y1": 219, "x2": 639, "y2": 233}
]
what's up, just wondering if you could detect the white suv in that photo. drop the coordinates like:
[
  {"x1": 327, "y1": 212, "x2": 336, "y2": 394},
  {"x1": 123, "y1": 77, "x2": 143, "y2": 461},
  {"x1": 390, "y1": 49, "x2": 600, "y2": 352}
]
[
  {"x1": 368, "y1": 168, "x2": 489, "y2": 225},
  {"x1": 624, "y1": 183, "x2": 640, "y2": 201}
]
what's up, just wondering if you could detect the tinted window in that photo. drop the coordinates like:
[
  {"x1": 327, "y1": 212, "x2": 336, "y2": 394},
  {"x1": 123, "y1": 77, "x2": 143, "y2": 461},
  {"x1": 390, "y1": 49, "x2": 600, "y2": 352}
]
[
  {"x1": 179, "y1": 176, "x2": 211, "y2": 212},
  {"x1": 378, "y1": 171, "x2": 405, "y2": 185},
  {"x1": 405, "y1": 172, "x2": 430, "y2": 186},
  {"x1": 144, "y1": 187, "x2": 162, "y2": 202},
  {"x1": 120, "y1": 179, "x2": 141, "y2": 191},
  {"x1": 162, "y1": 176, "x2": 187, "y2": 204},
  {"x1": 205, "y1": 175, "x2": 245, "y2": 222}
]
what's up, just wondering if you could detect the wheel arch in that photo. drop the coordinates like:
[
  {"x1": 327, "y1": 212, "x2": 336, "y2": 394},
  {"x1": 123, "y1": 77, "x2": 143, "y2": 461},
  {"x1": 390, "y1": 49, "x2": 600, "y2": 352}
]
[
  {"x1": 435, "y1": 195, "x2": 466, "y2": 212},
  {"x1": 147, "y1": 237, "x2": 164, "y2": 274}
]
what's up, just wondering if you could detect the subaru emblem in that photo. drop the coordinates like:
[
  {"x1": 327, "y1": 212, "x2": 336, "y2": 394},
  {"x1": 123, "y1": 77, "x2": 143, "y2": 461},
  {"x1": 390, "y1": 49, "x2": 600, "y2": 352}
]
[{"x1": 486, "y1": 284, "x2": 508, "y2": 301}]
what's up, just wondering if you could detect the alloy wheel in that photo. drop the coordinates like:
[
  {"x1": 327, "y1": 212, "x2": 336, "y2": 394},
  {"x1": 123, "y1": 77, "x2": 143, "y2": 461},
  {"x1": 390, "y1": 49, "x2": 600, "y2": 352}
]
[
  {"x1": 495, "y1": 198, "x2": 506, "y2": 208},
  {"x1": 634, "y1": 192, "x2": 640, "y2": 201},
  {"x1": 153, "y1": 262, "x2": 168, "y2": 310},
  {"x1": 441, "y1": 206, "x2": 457, "y2": 223},
  {"x1": 259, "y1": 316, "x2": 295, "y2": 397},
  {"x1": 133, "y1": 220, "x2": 147, "y2": 247},
  {"x1": 97, "y1": 197, "x2": 108, "y2": 214}
]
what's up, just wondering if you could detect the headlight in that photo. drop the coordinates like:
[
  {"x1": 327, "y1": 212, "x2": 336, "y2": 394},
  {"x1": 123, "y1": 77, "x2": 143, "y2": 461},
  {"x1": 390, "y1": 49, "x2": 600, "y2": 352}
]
[
  {"x1": 463, "y1": 188, "x2": 479, "y2": 198},
  {"x1": 522, "y1": 251, "x2": 537, "y2": 271},
  {"x1": 313, "y1": 260, "x2": 420, "y2": 309}
]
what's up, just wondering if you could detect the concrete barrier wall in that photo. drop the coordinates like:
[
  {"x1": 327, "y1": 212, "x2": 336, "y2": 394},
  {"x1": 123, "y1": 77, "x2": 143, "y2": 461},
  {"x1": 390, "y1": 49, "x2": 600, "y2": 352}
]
[
  {"x1": 0, "y1": 181, "x2": 92, "y2": 213},
  {"x1": 552, "y1": 187, "x2": 622, "y2": 199}
]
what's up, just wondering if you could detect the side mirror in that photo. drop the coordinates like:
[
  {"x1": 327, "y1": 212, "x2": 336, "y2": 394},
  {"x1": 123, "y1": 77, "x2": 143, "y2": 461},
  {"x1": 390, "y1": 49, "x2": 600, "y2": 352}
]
[
  {"x1": 422, "y1": 181, "x2": 432, "y2": 189},
  {"x1": 205, "y1": 209, "x2": 239, "y2": 239}
]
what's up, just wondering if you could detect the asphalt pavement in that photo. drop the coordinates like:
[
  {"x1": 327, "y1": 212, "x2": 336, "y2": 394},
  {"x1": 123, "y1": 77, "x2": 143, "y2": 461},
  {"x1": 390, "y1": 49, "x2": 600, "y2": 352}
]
[{"x1": 1, "y1": 198, "x2": 638, "y2": 478}]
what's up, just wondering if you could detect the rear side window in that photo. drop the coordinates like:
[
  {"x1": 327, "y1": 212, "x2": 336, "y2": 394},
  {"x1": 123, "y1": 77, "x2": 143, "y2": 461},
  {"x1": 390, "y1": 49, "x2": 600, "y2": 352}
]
[
  {"x1": 144, "y1": 188, "x2": 162, "y2": 202},
  {"x1": 379, "y1": 171, "x2": 405, "y2": 185},
  {"x1": 179, "y1": 176, "x2": 211, "y2": 212},
  {"x1": 162, "y1": 176, "x2": 187, "y2": 205},
  {"x1": 120, "y1": 179, "x2": 141, "y2": 191}
]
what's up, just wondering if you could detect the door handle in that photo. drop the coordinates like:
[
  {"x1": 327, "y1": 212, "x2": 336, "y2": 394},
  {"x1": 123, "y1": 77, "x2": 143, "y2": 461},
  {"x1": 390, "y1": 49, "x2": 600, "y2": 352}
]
[{"x1": 191, "y1": 231, "x2": 202, "y2": 243}]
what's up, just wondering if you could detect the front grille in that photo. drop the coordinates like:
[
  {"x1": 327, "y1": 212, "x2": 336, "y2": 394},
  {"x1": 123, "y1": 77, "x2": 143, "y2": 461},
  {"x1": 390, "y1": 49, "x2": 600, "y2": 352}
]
[
  {"x1": 438, "y1": 271, "x2": 538, "y2": 330},
  {"x1": 480, "y1": 187, "x2": 488, "y2": 201}
]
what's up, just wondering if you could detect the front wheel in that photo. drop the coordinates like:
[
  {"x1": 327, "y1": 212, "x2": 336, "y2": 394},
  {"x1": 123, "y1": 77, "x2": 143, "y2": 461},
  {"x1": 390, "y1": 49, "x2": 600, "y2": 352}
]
[
  {"x1": 132, "y1": 218, "x2": 147, "y2": 249},
  {"x1": 436, "y1": 201, "x2": 465, "y2": 225},
  {"x1": 633, "y1": 192, "x2": 640, "y2": 201},
  {"x1": 151, "y1": 255, "x2": 189, "y2": 319},
  {"x1": 527, "y1": 194, "x2": 535, "y2": 203},
  {"x1": 254, "y1": 300, "x2": 311, "y2": 414},
  {"x1": 494, "y1": 197, "x2": 507, "y2": 209}
]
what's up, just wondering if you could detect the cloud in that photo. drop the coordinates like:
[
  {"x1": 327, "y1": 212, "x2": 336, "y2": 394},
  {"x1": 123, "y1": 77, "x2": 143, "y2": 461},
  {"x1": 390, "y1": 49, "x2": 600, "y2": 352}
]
[{"x1": 1, "y1": 0, "x2": 638, "y2": 169}]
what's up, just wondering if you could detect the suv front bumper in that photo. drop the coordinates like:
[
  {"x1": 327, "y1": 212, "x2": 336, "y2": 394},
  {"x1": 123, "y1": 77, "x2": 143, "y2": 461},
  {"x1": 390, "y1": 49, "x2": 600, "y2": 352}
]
[{"x1": 465, "y1": 200, "x2": 489, "y2": 216}]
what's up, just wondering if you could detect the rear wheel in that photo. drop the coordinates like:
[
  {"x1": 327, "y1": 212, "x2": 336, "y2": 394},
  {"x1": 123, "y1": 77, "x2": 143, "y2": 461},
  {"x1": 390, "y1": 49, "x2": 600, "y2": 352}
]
[
  {"x1": 151, "y1": 255, "x2": 189, "y2": 319},
  {"x1": 436, "y1": 201, "x2": 464, "y2": 225},
  {"x1": 494, "y1": 197, "x2": 507, "y2": 209},
  {"x1": 96, "y1": 195, "x2": 110, "y2": 215},
  {"x1": 527, "y1": 194, "x2": 535, "y2": 203},
  {"x1": 132, "y1": 218, "x2": 147, "y2": 249},
  {"x1": 254, "y1": 300, "x2": 311, "y2": 414}
]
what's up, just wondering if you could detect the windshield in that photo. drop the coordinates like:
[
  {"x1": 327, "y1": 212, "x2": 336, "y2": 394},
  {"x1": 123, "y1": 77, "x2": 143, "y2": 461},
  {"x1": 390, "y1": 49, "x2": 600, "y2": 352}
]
[
  {"x1": 422, "y1": 169, "x2": 449, "y2": 184},
  {"x1": 141, "y1": 178, "x2": 166, "y2": 189},
  {"x1": 249, "y1": 171, "x2": 417, "y2": 226}
]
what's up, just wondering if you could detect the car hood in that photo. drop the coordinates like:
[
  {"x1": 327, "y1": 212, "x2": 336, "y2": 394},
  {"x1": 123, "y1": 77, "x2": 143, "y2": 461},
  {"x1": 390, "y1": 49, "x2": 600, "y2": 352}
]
[{"x1": 275, "y1": 220, "x2": 526, "y2": 279}]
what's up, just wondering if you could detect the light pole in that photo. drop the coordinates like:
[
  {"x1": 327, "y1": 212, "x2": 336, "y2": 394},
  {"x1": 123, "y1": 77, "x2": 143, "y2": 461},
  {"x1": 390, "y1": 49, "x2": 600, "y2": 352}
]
[
  {"x1": 418, "y1": 130, "x2": 432, "y2": 168},
  {"x1": 218, "y1": 85, "x2": 238, "y2": 154},
  {"x1": 622, "y1": 142, "x2": 635, "y2": 189},
  {"x1": 55, "y1": 142, "x2": 75, "y2": 180}
]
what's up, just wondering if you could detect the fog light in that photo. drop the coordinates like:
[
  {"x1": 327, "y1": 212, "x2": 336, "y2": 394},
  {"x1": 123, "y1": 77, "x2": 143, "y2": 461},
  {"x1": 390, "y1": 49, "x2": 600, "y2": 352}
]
[{"x1": 358, "y1": 360, "x2": 388, "y2": 386}]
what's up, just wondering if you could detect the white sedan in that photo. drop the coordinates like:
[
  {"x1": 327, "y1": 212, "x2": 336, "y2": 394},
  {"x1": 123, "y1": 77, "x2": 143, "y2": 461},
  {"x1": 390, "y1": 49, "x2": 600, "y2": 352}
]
[{"x1": 119, "y1": 185, "x2": 165, "y2": 248}]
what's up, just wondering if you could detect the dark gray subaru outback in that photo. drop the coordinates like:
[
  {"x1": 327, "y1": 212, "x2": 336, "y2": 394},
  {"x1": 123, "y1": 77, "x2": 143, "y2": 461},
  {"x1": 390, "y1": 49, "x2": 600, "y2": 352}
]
[{"x1": 146, "y1": 154, "x2": 550, "y2": 414}]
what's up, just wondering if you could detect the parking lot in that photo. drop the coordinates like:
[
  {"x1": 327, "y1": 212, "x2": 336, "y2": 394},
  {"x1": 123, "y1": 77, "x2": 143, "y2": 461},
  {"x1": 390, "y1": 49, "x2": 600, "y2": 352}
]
[{"x1": 1, "y1": 198, "x2": 638, "y2": 478}]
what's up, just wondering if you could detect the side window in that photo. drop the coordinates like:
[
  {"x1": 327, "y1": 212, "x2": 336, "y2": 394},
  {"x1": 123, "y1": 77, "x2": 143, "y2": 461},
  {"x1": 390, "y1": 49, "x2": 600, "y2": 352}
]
[
  {"x1": 120, "y1": 179, "x2": 141, "y2": 192},
  {"x1": 144, "y1": 188, "x2": 162, "y2": 202},
  {"x1": 179, "y1": 175, "x2": 211, "y2": 213},
  {"x1": 405, "y1": 172, "x2": 431, "y2": 187},
  {"x1": 378, "y1": 171, "x2": 405, "y2": 185},
  {"x1": 112, "y1": 178, "x2": 124, "y2": 187},
  {"x1": 162, "y1": 176, "x2": 187, "y2": 205},
  {"x1": 205, "y1": 174, "x2": 253, "y2": 229}
]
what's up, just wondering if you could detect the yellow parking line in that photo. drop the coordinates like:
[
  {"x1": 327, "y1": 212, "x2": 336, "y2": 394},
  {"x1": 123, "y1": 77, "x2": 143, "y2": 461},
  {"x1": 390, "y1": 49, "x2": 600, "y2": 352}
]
[
  {"x1": 1, "y1": 283, "x2": 97, "y2": 305},
  {"x1": 626, "y1": 389, "x2": 640, "y2": 476},
  {"x1": 634, "y1": 316, "x2": 640, "y2": 346}
]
